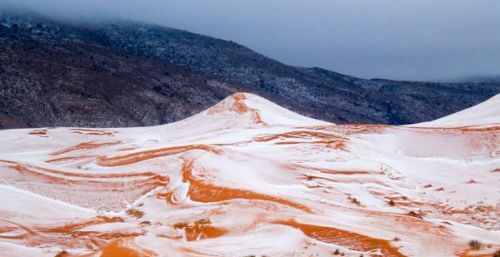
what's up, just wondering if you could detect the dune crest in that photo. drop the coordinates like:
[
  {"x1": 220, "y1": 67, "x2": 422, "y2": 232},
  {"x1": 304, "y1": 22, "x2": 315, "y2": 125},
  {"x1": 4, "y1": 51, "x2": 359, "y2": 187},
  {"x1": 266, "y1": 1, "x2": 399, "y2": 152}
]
[{"x1": 0, "y1": 93, "x2": 499, "y2": 257}]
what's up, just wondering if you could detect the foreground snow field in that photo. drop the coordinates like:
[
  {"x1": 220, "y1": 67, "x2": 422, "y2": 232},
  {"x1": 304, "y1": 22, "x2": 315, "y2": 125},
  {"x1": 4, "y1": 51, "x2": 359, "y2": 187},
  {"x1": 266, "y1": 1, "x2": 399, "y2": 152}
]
[{"x1": 0, "y1": 93, "x2": 498, "y2": 257}]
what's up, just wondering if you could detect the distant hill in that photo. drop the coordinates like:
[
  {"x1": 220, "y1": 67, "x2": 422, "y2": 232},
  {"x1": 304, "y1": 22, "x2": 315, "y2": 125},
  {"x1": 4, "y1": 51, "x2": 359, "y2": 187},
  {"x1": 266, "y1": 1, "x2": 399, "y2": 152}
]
[
  {"x1": 1, "y1": 11, "x2": 499, "y2": 128},
  {"x1": 460, "y1": 75, "x2": 500, "y2": 83}
]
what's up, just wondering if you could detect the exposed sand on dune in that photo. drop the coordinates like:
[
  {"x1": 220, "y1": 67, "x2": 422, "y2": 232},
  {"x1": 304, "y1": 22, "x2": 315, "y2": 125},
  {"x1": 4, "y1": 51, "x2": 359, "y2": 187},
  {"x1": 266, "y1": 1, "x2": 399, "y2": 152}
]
[{"x1": 0, "y1": 93, "x2": 499, "y2": 257}]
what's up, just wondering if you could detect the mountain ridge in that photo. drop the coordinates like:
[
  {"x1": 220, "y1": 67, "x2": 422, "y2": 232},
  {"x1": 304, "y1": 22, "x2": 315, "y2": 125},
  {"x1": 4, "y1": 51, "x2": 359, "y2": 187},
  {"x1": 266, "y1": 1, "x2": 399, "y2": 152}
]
[{"x1": 1, "y1": 11, "x2": 499, "y2": 129}]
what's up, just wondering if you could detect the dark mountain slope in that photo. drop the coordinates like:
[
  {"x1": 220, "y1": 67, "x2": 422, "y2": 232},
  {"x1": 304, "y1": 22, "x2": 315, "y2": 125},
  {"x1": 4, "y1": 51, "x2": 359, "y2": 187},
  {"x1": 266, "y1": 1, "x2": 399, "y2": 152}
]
[
  {"x1": 0, "y1": 23, "x2": 238, "y2": 128},
  {"x1": 1, "y1": 12, "x2": 499, "y2": 128}
]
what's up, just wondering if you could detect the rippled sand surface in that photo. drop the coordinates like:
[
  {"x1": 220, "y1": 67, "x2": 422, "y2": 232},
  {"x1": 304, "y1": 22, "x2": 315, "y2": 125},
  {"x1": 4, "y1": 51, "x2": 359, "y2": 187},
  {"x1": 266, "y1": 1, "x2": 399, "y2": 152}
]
[{"x1": 0, "y1": 93, "x2": 498, "y2": 257}]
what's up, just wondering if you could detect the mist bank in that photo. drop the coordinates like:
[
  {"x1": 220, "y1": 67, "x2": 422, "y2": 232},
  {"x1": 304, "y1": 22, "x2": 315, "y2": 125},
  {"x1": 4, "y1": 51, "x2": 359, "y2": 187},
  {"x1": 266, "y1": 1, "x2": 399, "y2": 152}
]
[{"x1": 1, "y1": 0, "x2": 499, "y2": 81}]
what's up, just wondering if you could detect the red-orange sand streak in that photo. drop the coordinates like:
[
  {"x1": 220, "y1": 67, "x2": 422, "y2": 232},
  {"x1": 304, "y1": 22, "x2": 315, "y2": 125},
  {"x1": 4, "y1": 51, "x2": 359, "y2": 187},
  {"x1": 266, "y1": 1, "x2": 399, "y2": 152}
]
[
  {"x1": 97, "y1": 145, "x2": 221, "y2": 167},
  {"x1": 254, "y1": 131, "x2": 348, "y2": 149},
  {"x1": 0, "y1": 216, "x2": 129, "y2": 250},
  {"x1": 69, "y1": 239, "x2": 155, "y2": 257},
  {"x1": 181, "y1": 160, "x2": 312, "y2": 213},
  {"x1": 70, "y1": 129, "x2": 116, "y2": 136},
  {"x1": 456, "y1": 249, "x2": 500, "y2": 257},
  {"x1": 275, "y1": 220, "x2": 406, "y2": 257},
  {"x1": 207, "y1": 93, "x2": 265, "y2": 125},
  {"x1": 37, "y1": 216, "x2": 124, "y2": 234},
  {"x1": 29, "y1": 129, "x2": 49, "y2": 136},
  {"x1": 51, "y1": 141, "x2": 121, "y2": 155},
  {"x1": 173, "y1": 219, "x2": 226, "y2": 241},
  {"x1": 1, "y1": 160, "x2": 169, "y2": 181},
  {"x1": 409, "y1": 125, "x2": 500, "y2": 133},
  {"x1": 297, "y1": 124, "x2": 388, "y2": 135}
]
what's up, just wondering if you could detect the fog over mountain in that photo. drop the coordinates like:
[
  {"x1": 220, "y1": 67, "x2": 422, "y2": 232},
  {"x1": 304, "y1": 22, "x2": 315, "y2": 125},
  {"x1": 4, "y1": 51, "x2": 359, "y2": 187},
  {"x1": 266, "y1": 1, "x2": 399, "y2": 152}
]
[
  {"x1": 1, "y1": 11, "x2": 498, "y2": 128},
  {"x1": 1, "y1": 0, "x2": 499, "y2": 81}
]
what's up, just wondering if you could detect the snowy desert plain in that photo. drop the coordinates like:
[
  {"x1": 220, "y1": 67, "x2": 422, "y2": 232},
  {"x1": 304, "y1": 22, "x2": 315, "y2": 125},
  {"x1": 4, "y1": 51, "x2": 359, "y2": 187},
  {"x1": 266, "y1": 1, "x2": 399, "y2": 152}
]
[{"x1": 0, "y1": 93, "x2": 498, "y2": 257}]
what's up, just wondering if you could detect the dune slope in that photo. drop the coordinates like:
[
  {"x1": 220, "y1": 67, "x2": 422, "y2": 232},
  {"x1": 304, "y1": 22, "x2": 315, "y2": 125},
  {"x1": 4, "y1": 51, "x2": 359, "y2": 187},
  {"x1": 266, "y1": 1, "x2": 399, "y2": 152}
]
[{"x1": 0, "y1": 93, "x2": 499, "y2": 257}]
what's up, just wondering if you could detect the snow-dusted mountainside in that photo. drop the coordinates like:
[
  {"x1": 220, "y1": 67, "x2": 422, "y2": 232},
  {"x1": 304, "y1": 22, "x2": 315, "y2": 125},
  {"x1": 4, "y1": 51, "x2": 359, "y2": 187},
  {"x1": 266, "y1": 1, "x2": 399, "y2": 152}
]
[
  {"x1": 2, "y1": 12, "x2": 500, "y2": 129},
  {"x1": 0, "y1": 93, "x2": 498, "y2": 257}
]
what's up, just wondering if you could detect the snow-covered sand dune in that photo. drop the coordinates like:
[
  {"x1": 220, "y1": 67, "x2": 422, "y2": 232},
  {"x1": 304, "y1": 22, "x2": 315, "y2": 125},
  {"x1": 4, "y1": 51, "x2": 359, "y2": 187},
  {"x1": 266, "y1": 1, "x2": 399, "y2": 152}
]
[{"x1": 0, "y1": 93, "x2": 498, "y2": 257}]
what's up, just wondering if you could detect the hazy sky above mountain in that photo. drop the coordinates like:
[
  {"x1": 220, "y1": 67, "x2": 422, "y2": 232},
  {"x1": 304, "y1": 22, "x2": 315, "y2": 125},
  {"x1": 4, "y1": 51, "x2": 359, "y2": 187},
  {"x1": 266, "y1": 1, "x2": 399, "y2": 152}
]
[{"x1": 1, "y1": 0, "x2": 499, "y2": 81}]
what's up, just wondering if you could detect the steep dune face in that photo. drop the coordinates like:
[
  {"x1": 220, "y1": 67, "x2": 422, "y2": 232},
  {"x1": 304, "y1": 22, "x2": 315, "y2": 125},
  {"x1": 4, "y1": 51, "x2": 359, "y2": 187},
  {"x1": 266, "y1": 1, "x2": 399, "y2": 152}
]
[
  {"x1": 0, "y1": 93, "x2": 499, "y2": 257},
  {"x1": 413, "y1": 94, "x2": 500, "y2": 128}
]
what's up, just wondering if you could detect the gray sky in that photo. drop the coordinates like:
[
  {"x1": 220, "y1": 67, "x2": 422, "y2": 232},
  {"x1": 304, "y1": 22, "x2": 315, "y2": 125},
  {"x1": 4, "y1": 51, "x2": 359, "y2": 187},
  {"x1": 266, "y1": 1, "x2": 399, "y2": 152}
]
[{"x1": 1, "y1": 0, "x2": 500, "y2": 81}]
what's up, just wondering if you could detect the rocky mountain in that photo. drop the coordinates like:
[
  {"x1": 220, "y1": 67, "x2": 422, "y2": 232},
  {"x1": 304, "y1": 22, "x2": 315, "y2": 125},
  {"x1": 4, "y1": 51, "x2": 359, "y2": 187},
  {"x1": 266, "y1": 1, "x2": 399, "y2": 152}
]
[{"x1": 1, "y1": 11, "x2": 499, "y2": 129}]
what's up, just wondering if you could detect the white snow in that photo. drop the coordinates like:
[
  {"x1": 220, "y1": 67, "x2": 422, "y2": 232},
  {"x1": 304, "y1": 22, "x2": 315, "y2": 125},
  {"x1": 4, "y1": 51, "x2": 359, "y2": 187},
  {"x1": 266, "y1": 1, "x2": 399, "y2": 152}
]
[{"x1": 0, "y1": 92, "x2": 498, "y2": 257}]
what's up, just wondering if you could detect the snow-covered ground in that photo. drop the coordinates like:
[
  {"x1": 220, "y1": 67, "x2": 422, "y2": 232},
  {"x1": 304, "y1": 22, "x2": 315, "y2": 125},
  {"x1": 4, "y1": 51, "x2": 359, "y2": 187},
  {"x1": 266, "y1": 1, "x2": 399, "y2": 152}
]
[{"x1": 0, "y1": 93, "x2": 498, "y2": 257}]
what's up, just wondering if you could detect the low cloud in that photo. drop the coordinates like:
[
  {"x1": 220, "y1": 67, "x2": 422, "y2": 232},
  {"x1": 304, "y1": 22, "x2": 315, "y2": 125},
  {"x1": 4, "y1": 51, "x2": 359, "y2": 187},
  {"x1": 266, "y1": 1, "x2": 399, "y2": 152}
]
[{"x1": 1, "y1": 0, "x2": 499, "y2": 81}]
